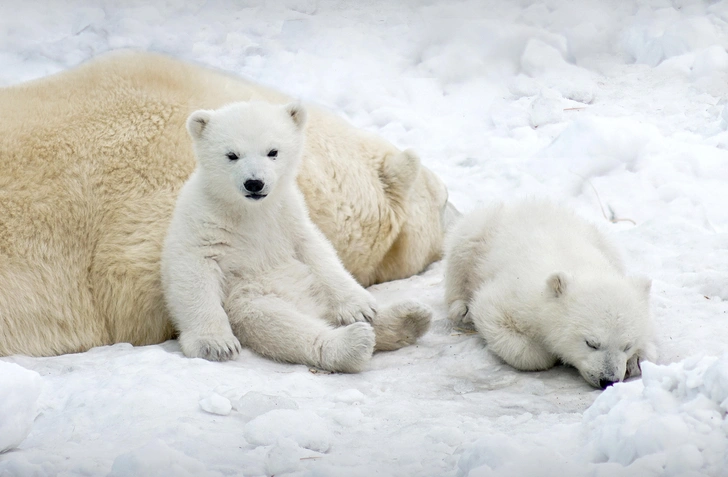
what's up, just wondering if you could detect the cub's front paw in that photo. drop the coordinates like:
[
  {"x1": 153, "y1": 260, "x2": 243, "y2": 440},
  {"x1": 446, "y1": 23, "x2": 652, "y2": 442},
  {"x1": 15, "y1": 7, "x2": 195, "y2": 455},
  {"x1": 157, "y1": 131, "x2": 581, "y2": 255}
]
[
  {"x1": 179, "y1": 330, "x2": 242, "y2": 362},
  {"x1": 625, "y1": 343, "x2": 657, "y2": 380},
  {"x1": 331, "y1": 290, "x2": 377, "y2": 326},
  {"x1": 625, "y1": 353, "x2": 645, "y2": 379}
]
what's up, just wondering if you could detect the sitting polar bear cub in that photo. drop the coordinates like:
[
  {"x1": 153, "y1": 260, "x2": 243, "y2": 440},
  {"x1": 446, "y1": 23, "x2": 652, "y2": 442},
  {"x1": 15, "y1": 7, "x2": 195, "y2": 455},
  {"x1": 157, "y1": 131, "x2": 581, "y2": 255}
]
[
  {"x1": 445, "y1": 200, "x2": 657, "y2": 389},
  {"x1": 161, "y1": 101, "x2": 431, "y2": 372}
]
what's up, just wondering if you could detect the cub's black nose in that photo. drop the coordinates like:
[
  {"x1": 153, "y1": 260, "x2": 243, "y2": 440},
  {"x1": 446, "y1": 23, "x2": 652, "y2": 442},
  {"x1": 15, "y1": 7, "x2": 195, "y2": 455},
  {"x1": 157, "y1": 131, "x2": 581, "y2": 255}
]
[
  {"x1": 244, "y1": 179, "x2": 264, "y2": 193},
  {"x1": 599, "y1": 379, "x2": 616, "y2": 389}
]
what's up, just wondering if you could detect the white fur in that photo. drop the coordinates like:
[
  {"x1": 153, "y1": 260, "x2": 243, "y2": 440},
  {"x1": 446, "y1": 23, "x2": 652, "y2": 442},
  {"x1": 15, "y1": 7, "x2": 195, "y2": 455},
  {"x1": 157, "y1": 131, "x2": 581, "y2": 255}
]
[
  {"x1": 161, "y1": 101, "x2": 430, "y2": 372},
  {"x1": 444, "y1": 200, "x2": 657, "y2": 389}
]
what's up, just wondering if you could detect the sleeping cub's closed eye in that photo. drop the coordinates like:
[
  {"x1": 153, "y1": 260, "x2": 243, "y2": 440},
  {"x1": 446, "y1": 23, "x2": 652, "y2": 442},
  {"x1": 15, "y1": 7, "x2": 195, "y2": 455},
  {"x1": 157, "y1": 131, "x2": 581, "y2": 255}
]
[{"x1": 585, "y1": 339, "x2": 600, "y2": 350}]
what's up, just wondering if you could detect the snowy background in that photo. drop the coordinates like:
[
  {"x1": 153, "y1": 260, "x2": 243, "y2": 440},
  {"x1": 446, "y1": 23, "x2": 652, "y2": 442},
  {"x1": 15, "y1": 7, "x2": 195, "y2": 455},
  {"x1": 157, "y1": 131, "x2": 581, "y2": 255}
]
[{"x1": 1, "y1": 0, "x2": 728, "y2": 475}]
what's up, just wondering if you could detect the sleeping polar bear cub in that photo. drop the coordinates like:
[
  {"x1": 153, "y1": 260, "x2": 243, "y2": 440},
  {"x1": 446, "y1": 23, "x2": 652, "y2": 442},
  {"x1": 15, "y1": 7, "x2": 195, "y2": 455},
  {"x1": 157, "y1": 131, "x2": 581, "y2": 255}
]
[
  {"x1": 161, "y1": 101, "x2": 431, "y2": 372},
  {"x1": 445, "y1": 200, "x2": 656, "y2": 389}
]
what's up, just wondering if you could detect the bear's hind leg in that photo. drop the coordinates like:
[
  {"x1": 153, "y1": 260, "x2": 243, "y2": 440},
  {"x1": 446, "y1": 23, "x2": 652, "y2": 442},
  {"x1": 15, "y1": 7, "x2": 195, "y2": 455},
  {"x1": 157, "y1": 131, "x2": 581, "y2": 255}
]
[
  {"x1": 371, "y1": 300, "x2": 432, "y2": 351},
  {"x1": 224, "y1": 291, "x2": 375, "y2": 373}
]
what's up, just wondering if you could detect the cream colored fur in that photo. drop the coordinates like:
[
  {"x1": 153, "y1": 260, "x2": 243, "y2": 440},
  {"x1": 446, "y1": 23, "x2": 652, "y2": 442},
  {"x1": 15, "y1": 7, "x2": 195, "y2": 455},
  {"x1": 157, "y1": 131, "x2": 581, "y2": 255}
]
[
  {"x1": 445, "y1": 200, "x2": 657, "y2": 389},
  {"x1": 161, "y1": 101, "x2": 430, "y2": 372},
  {"x1": 0, "y1": 50, "x2": 450, "y2": 357}
]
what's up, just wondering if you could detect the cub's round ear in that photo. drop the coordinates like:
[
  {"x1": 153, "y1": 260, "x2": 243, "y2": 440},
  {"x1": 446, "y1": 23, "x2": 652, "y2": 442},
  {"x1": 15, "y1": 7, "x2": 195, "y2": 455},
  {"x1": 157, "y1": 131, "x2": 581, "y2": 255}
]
[
  {"x1": 187, "y1": 110, "x2": 213, "y2": 140},
  {"x1": 284, "y1": 102, "x2": 307, "y2": 130},
  {"x1": 546, "y1": 271, "x2": 570, "y2": 298}
]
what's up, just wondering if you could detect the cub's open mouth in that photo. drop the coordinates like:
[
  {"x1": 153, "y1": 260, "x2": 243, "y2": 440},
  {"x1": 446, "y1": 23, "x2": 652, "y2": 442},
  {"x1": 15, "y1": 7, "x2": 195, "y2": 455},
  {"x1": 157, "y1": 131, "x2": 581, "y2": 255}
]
[{"x1": 245, "y1": 194, "x2": 267, "y2": 200}]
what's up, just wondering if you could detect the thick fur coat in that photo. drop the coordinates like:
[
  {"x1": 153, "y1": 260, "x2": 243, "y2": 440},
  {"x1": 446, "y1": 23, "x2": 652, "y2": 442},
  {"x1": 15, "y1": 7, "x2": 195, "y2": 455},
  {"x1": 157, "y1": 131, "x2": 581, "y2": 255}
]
[
  {"x1": 161, "y1": 101, "x2": 430, "y2": 372},
  {"x1": 0, "y1": 50, "x2": 451, "y2": 357},
  {"x1": 445, "y1": 200, "x2": 657, "y2": 388}
]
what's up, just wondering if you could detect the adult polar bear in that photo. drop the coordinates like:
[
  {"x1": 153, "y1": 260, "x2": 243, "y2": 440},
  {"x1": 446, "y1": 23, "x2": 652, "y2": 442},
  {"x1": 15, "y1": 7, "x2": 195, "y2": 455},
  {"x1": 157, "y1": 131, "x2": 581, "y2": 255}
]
[{"x1": 0, "y1": 50, "x2": 453, "y2": 357}]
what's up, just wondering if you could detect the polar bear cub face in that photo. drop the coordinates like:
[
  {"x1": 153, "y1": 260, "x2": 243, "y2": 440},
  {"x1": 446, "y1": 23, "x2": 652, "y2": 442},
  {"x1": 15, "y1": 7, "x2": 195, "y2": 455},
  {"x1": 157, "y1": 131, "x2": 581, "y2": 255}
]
[
  {"x1": 186, "y1": 101, "x2": 307, "y2": 202},
  {"x1": 546, "y1": 273, "x2": 655, "y2": 389}
]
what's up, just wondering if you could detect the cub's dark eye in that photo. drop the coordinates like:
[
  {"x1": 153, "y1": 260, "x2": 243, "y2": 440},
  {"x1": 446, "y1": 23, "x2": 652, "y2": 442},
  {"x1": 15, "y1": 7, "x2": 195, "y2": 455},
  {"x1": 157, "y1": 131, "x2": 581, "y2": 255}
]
[
  {"x1": 267, "y1": 149, "x2": 278, "y2": 158},
  {"x1": 586, "y1": 340, "x2": 600, "y2": 350},
  {"x1": 623, "y1": 344, "x2": 632, "y2": 353},
  {"x1": 226, "y1": 152, "x2": 239, "y2": 161}
]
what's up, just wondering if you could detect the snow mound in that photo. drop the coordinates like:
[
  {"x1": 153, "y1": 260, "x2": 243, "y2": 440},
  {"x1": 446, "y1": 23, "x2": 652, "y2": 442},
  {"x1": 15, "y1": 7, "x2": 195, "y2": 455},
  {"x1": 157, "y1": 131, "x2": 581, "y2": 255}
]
[
  {"x1": 454, "y1": 432, "x2": 579, "y2": 477},
  {"x1": 235, "y1": 391, "x2": 299, "y2": 421},
  {"x1": 691, "y1": 45, "x2": 728, "y2": 80},
  {"x1": 541, "y1": 116, "x2": 661, "y2": 179},
  {"x1": 199, "y1": 392, "x2": 232, "y2": 416},
  {"x1": 621, "y1": 10, "x2": 722, "y2": 67},
  {"x1": 244, "y1": 409, "x2": 333, "y2": 453},
  {"x1": 107, "y1": 439, "x2": 222, "y2": 477},
  {"x1": 454, "y1": 356, "x2": 728, "y2": 476},
  {"x1": 520, "y1": 38, "x2": 596, "y2": 104},
  {"x1": 583, "y1": 354, "x2": 728, "y2": 474},
  {"x1": 0, "y1": 362, "x2": 42, "y2": 453},
  {"x1": 331, "y1": 388, "x2": 366, "y2": 404},
  {"x1": 264, "y1": 437, "x2": 321, "y2": 476},
  {"x1": 528, "y1": 88, "x2": 564, "y2": 128}
]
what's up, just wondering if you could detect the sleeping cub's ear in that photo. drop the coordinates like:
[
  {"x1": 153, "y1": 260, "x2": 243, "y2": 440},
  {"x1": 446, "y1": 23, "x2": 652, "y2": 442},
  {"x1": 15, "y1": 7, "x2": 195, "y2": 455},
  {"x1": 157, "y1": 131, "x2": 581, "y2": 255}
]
[
  {"x1": 546, "y1": 271, "x2": 570, "y2": 298},
  {"x1": 284, "y1": 102, "x2": 307, "y2": 130},
  {"x1": 187, "y1": 110, "x2": 213, "y2": 140}
]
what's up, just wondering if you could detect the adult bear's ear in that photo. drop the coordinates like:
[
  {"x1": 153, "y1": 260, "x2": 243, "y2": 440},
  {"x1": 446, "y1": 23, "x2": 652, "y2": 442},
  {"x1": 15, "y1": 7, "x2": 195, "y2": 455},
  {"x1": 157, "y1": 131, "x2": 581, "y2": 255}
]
[
  {"x1": 546, "y1": 271, "x2": 570, "y2": 298},
  {"x1": 285, "y1": 102, "x2": 307, "y2": 130},
  {"x1": 187, "y1": 110, "x2": 212, "y2": 140}
]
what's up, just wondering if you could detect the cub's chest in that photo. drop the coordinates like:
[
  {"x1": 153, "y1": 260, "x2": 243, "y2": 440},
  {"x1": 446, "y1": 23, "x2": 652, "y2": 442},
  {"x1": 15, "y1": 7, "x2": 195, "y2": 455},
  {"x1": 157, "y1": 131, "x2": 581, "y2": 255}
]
[{"x1": 199, "y1": 218, "x2": 298, "y2": 272}]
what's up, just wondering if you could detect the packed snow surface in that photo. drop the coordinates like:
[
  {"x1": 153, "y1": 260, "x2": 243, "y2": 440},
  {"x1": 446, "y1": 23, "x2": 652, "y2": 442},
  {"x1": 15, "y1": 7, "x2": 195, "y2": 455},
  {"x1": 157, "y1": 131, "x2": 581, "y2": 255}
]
[
  {"x1": 1, "y1": 0, "x2": 728, "y2": 475},
  {"x1": 0, "y1": 363, "x2": 42, "y2": 454}
]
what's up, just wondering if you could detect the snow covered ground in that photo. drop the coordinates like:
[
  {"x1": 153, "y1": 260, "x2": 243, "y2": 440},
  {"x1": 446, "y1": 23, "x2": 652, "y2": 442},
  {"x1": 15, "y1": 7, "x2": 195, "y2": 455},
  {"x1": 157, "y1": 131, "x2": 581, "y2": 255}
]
[{"x1": 1, "y1": 0, "x2": 728, "y2": 475}]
